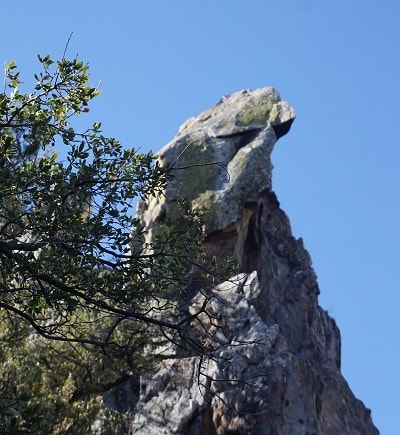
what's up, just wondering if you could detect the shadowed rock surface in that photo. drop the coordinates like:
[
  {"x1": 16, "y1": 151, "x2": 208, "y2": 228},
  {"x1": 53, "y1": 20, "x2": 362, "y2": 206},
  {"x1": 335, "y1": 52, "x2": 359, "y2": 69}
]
[{"x1": 108, "y1": 88, "x2": 379, "y2": 434}]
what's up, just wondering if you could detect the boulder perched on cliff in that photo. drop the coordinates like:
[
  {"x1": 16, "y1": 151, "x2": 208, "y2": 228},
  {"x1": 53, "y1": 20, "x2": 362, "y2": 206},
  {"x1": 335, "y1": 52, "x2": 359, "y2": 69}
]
[
  {"x1": 111, "y1": 88, "x2": 378, "y2": 434},
  {"x1": 136, "y1": 88, "x2": 294, "y2": 242}
]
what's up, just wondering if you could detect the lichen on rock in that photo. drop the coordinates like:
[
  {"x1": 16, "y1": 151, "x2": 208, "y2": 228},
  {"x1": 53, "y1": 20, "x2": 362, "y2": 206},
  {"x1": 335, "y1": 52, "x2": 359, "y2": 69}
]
[{"x1": 138, "y1": 87, "x2": 295, "y2": 241}]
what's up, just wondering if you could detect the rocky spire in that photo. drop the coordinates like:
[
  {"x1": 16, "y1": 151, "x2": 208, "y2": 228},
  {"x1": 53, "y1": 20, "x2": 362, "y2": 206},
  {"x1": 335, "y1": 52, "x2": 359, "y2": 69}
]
[{"x1": 109, "y1": 88, "x2": 378, "y2": 434}]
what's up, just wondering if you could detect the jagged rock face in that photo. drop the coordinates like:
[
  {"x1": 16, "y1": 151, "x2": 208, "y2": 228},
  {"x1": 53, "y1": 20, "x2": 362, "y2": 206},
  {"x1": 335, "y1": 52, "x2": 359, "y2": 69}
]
[{"x1": 124, "y1": 88, "x2": 378, "y2": 434}]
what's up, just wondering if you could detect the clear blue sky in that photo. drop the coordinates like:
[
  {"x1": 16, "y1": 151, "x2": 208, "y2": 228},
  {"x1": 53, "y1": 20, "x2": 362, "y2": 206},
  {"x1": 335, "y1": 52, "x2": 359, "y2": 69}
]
[{"x1": 2, "y1": 1, "x2": 399, "y2": 433}]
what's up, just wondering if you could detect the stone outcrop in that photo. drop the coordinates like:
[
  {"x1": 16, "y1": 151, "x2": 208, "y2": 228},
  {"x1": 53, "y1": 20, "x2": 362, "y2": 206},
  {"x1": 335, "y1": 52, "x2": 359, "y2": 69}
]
[{"x1": 113, "y1": 88, "x2": 379, "y2": 434}]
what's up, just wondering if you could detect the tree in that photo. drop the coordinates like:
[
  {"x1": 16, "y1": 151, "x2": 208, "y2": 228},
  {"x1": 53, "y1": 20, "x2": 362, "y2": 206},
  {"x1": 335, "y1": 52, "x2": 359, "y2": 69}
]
[{"x1": 0, "y1": 54, "x2": 232, "y2": 432}]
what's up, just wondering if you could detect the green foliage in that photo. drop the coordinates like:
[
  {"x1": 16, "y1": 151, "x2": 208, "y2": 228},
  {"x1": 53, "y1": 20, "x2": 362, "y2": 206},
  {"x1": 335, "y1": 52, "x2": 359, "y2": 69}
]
[
  {"x1": 0, "y1": 55, "x2": 230, "y2": 432},
  {"x1": 0, "y1": 310, "x2": 129, "y2": 434}
]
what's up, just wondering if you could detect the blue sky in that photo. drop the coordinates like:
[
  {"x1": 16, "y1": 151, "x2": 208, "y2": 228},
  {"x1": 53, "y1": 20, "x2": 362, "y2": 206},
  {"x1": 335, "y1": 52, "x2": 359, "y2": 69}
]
[{"x1": 2, "y1": 1, "x2": 399, "y2": 432}]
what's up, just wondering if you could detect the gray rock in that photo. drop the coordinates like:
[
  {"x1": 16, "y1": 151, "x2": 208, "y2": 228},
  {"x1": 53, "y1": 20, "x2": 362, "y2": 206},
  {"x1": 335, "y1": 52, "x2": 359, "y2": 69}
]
[
  {"x1": 137, "y1": 87, "x2": 295, "y2": 239},
  {"x1": 120, "y1": 88, "x2": 378, "y2": 434}
]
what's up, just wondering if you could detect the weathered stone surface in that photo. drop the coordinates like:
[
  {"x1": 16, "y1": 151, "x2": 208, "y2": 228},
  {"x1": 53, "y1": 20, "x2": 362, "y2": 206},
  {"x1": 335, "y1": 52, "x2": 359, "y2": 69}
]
[
  {"x1": 116, "y1": 88, "x2": 378, "y2": 434},
  {"x1": 136, "y1": 88, "x2": 295, "y2": 239}
]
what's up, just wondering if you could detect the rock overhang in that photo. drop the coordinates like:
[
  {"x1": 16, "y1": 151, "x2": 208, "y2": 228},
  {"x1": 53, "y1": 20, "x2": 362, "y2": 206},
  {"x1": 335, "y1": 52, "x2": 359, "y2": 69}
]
[{"x1": 139, "y1": 87, "x2": 296, "y2": 235}]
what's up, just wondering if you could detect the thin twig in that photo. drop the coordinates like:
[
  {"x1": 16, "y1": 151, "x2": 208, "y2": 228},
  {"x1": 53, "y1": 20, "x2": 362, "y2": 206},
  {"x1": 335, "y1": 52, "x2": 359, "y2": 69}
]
[{"x1": 62, "y1": 32, "x2": 74, "y2": 60}]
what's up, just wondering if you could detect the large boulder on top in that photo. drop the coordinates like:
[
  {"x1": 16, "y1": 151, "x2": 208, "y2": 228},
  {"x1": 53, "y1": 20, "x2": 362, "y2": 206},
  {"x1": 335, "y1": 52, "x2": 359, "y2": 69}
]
[{"x1": 137, "y1": 87, "x2": 295, "y2": 239}]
